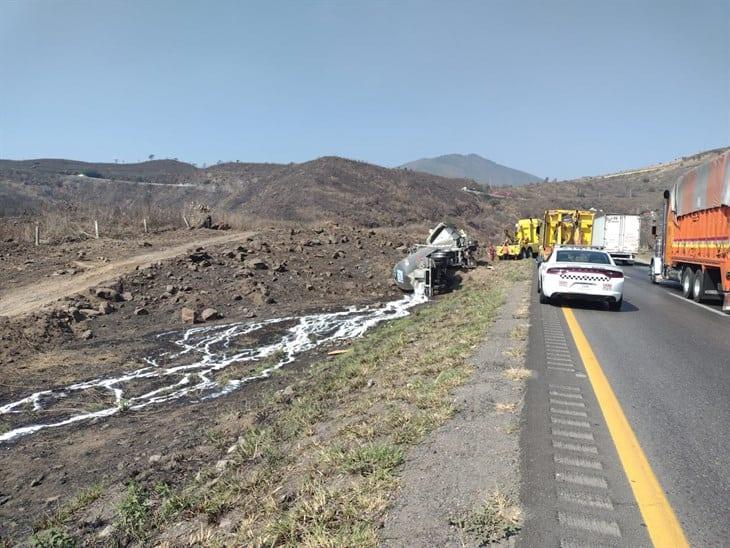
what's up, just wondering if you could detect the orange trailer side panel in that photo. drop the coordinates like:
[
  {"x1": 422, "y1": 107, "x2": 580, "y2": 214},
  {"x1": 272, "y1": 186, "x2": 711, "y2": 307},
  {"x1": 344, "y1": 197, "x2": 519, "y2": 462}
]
[{"x1": 665, "y1": 205, "x2": 730, "y2": 292}]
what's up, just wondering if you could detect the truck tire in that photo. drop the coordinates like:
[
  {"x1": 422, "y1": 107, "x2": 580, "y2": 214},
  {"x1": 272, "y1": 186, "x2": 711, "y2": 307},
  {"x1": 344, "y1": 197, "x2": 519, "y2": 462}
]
[
  {"x1": 692, "y1": 269, "x2": 710, "y2": 303},
  {"x1": 649, "y1": 260, "x2": 658, "y2": 284},
  {"x1": 526, "y1": 248, "x2": 533, "y2": 259},
  {"x1": 519, "y1": 248, "x2": 526, "y2": 260},
  {"x1": 681, "y1": 267, "x2": 694, "y2": 299}
]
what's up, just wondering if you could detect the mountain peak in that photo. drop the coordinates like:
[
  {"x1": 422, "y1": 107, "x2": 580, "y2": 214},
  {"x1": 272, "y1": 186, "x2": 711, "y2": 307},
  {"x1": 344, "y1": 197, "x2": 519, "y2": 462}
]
[{"x1": 400, "y1": 153, "x2": 541, "y2": 187}]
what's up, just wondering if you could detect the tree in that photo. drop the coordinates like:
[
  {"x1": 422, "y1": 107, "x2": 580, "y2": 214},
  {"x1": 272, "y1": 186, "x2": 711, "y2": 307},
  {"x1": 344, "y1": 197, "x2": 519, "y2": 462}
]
[{"x1": 148, "y1": 154, "x2": 155, "y2": 160}]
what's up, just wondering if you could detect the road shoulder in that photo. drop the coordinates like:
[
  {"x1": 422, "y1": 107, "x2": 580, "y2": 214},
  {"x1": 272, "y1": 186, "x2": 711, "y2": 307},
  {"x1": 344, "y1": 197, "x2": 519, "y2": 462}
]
[{"x1": 381, "y1": 276, "x2": 530, "y2": 547}]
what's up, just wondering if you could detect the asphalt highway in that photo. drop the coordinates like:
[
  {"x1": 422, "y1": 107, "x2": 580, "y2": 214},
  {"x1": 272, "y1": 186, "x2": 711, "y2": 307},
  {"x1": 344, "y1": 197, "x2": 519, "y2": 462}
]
[
  {"x1": 572, "y1": 265, "x2": 729, "y2": 546},
  {"x1": 520, "y1": 264, "x2": 728, "y2": 547}
]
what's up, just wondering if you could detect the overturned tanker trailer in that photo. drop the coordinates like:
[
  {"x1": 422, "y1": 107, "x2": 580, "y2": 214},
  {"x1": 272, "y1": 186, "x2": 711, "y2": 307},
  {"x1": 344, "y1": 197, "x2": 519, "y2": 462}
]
[{"x1": 393, "y1": 223, "x2": 478, "y2": 297}]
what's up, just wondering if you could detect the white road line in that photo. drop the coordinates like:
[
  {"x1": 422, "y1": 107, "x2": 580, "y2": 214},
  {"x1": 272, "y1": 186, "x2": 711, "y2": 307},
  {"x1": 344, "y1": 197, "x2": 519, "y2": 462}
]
[
  {"x1": 552, "y1": 440, "x2": 599, "y2": 454},
  {"x1": 549, "y1": 384, "x2": 581, "y2": 392},
  {"x1": 666, "y1": 292, "x2": 729, "y2": 317},
  {"x1": 552, "y1": 417, "x2": 592, "y2": 428},
  {"x1": 556, "y1": 471, "x2": 608, "y2": 489},
  {"x1": 551, "y1": 407, "x2": 588, "y2": 418},
  {"x1": 557, "y1": 490, "x2": 613, "y2": 509},
  {"x1": 558, "y1": 512, "x2": 621, "y2": 537},
  {"x1": 550, "y1": 399, "x2": 586, "y2": 408},
  {"x1": 554, "y1": 454, "x2": 604, "y2": 470}
]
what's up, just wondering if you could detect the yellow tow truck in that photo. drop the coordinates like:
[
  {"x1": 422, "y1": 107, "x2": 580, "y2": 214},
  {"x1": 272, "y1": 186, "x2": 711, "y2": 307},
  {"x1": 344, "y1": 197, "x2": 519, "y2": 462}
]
[
  {"x1": 539, "y1": 209, "x2": 595, "y2": 258},
  {"x1": 497, "y1": 218, "x2": 542, "y2": 259}
]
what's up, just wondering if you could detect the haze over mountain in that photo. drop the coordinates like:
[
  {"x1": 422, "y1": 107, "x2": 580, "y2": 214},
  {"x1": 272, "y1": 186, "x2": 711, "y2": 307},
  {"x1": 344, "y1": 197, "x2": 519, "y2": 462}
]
[{"x1": 400, "y1": 153, "x2": 542, "y2": 187}]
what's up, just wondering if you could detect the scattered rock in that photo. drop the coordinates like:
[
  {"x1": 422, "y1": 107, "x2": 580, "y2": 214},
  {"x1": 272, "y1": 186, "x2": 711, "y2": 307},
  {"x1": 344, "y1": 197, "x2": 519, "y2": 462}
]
[
  {"x1": 181, "y1": 307, "x2": 199, "y2": 324},
  {"x1": 94, "y1": 288, "x2": 121, "y2": 301},
  {"x1": 80, "y1": 329, "x2": 93, "y2": 340},
  {"x1": 188, "y1": 250, "x2": 212, "y2": 263},
  {"x1": 244, "y1": 257, "x2": 269, "y2": 270},
  {"x1": 201, "y1": 308, "x2": 221, "y2": 321},
  {"x1": 98, "y1": 302, "x2": 114, "y2": 315},
  {"x1": 133, "y1": 307, "x2": 149, "y2": 316},
  {"x1": 97, "y1": 525, "x2": 114, "y2": 539},
  {"x1": 79, "y1": 308, "x2": 102, "y2": 319},
  {"x1": 121, "y1": 291, "x2": 134, "y2": 302},
  {"x1": 148, "y1": 454, "x2": 162, "y2": 464}
]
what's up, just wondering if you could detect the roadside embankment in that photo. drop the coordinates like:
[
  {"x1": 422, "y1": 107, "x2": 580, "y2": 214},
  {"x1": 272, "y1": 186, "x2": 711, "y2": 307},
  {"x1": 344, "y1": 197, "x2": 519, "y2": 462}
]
[{"x1": 23, "y1": 261, "x2": 530, "y2": 546}]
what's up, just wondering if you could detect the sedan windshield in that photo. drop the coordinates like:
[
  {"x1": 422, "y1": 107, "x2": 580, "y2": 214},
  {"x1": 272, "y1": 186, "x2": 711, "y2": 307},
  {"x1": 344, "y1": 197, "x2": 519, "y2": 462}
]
[{"x1": 555, "y1": 250, "x2": 611, "y2": 264}]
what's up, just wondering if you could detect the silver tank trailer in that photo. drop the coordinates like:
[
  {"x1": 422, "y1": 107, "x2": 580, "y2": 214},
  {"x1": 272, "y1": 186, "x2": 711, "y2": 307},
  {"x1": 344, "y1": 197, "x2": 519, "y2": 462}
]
[{"x1": 393, "y1": 223, "x2": 477, "y2": 296}]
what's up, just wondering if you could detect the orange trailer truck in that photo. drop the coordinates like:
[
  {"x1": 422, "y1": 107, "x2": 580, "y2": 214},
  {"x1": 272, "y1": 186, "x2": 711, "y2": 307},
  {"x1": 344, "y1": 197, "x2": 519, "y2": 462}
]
[{"x1": 650, "y1": 151, "x2": 730, "y2": 312}]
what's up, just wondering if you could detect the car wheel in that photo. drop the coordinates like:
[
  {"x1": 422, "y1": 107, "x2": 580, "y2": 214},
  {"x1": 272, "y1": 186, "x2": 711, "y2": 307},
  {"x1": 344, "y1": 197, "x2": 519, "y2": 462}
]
[
  {"x1": 539, "y1": 291, "x2": 550, "y2": 304},
  {"x1": 692, "y1": 269, "x2": 710, "y2": 303},
  {"x1": 681, "y1": 267, "x2": 694, "y2": 299},
  {"x1": 608, "y1": 297, "x2": 622, "y2": 311}
]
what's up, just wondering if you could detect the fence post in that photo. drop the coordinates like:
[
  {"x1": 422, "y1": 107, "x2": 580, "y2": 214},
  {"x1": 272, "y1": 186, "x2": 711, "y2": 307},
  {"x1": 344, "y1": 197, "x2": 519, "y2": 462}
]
[
  {"x1": 94, "y1": 219, "x2": 99, "y2": 239},
  {"x1": 34, "y1": 224, "x2": 40, "y2": 246},
  {"x1": 143, "y1": 218, "x2": 148, "y2": 233}
]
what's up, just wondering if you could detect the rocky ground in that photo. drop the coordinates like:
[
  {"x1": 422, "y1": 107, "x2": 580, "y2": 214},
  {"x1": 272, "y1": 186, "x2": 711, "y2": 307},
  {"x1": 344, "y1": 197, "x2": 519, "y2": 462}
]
[{"x1": 0, "y1": 221, "x2": 458, "y2": 543}]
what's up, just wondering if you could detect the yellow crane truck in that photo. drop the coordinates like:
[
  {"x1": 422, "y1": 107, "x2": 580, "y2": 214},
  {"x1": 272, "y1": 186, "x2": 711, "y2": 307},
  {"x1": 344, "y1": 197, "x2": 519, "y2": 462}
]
[
  {"x1": 540, "y1": 209, "x2": 595, "y2": 258},
  {"x1": 497, "y1": 218, "x2": 542, "y2": 259}
]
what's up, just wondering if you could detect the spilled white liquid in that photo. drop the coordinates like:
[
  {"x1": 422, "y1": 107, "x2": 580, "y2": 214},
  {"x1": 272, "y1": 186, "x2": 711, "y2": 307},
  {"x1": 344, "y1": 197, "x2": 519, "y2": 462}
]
[{"x1": 0, "y1": 292, "x2": 426, "y2": 444}]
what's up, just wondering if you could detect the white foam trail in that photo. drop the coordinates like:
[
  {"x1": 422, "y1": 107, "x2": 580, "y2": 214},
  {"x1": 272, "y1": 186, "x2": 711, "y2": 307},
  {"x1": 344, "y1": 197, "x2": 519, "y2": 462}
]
[{"x1": 0, "y1": 293, "x2": 426, "y2": 443}]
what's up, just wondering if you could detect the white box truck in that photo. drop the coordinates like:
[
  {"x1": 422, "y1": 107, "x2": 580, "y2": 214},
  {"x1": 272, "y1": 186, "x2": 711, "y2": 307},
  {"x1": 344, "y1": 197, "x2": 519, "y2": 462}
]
[{"x1": 591, "y1": 214, "x2": 640, "y2": 264}]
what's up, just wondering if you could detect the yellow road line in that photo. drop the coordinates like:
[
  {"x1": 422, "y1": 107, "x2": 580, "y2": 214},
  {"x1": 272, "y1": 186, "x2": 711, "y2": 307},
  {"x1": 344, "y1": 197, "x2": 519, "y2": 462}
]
[{"x1": 562, "y1": 308, "x2": 689, "y2": 548}]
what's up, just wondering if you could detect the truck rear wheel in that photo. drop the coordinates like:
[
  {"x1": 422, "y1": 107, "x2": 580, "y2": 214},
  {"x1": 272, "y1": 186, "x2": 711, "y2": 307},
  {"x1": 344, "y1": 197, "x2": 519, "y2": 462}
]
[
  {"x1": 692, "y1": 269, "x2": 711, "y2": 303},
  {"x1": 681, "y1": 267, "x2": 694, "y2": 299}
]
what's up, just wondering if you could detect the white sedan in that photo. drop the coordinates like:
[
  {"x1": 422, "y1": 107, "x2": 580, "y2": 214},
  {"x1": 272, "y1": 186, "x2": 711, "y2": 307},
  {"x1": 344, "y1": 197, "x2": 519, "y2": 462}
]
[{"x1": 538, "y1": 247, "x2": 624, "y2": 311}]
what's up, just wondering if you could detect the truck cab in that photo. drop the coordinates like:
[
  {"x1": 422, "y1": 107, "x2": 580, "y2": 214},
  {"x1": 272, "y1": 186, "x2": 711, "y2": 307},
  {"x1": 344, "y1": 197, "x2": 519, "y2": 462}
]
[{"x1": 497, "y1": 218, "x2": 542, "y2": 260}]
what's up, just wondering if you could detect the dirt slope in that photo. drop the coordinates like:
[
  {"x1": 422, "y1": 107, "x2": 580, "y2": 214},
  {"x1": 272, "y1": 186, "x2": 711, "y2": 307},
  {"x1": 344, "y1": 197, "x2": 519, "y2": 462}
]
[{"x1": 0, "y1": 231, "x2": 251, "y2": 317}]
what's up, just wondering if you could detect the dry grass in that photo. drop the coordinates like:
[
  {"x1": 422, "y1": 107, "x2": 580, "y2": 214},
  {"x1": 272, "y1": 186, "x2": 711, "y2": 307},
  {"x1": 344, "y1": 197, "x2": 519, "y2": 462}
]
[
  {"x1": 503, "y1": 346, "x2": 526, "y2": 359},
  {"x1": 0, "y1": 203, "x2": 258, "y2": 245},
  {"x1": 450, "y1": 489, "x2": 522, "y2": 545},
  {"x1": 508, "y1": 323, "x2": 529, "y2": 341},
  {"x1": 503, "y1": 367, "x2": 531, "y2": 381},
  {"x1": 494, "y1": 402, "x2": 517, "y2": 413}
]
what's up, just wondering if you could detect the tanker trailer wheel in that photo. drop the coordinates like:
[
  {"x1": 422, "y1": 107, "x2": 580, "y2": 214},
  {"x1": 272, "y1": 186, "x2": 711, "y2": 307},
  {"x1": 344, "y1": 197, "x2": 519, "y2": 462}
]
[
  {"x1": 692, "y1": 269, "x2": 711, "y2": 303},
  {"x1": 681, "y1": 267, "x2": 695, "y2": 299}
]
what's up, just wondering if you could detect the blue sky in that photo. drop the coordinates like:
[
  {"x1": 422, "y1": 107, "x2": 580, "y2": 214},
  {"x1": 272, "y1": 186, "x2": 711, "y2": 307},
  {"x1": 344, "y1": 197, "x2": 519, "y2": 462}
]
[{"x1": 1, "y1": 0, "x2": 728, "y2": 179}]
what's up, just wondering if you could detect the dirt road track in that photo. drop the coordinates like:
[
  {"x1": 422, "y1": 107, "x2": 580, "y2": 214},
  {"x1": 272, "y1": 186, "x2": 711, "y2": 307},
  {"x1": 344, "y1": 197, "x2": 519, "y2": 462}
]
[{"x1": 0, "y1": 231, "x2": 253, "y2": 317}]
